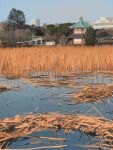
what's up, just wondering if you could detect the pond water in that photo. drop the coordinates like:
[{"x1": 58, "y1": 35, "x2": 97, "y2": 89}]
[{"x1": 0, "y1": 73, "x2": 113, "y2": 149}]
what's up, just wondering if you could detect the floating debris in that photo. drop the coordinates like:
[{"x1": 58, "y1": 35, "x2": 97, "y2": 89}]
[
  {"x1": 72, "y1": 84, "x2": 113, "y2": 103},
  {"x1": 0, "y1": 84, "x2": 11, "y2": 92},
  {"x1": 58, "y1": 102, "x2": 62, "y2": 107},
  {"x1": 22, "y1": 75, "x2": 79, "y2": 88},
  {"x1": 0, "y1": 113, "x2": 113, "y2": 149},
  {"x1": 0, "y1": 84, "x2": 20, "y2": 92}
]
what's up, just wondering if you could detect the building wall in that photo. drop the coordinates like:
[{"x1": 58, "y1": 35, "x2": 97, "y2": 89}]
[
  {"x1": 73, "y1": 39, "x2": 83, "y2": 45},
  {"x1": 93, "y1": 25, "x2": 113, "y2": 29},
  {"x1": 91, "y1": 17, "x2": 113, "y2": 29},
  {"x1": 31, "y1": 19, "x2": 40, "y2": 26},
  {"x1": 45, "y1": 41, "x2": 55, "y2": 46},
  {"x1": 73, "y1": 29, "x2": 86, "y2": 34},
  {"x1": 32, "y1": 37, "x2": 43, "y2": 41},
  {"x1": 32, "y1": 36, "x2": 43, "y2": 45}
]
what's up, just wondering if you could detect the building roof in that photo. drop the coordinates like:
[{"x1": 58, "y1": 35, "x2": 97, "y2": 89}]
[
  {"x1": 96, "y1": 29, "x2": 113, "y2": 38},
  {"x1": 70, "y1": 18, "x2": 90, "y2": 29},
  {"x1": 67, "y1": 34, "x2": 83, "y2": 39},
  {"x1": 96, "y1": 31, "x2": 109, "y2": 38},
  {"x1": 91, "y1": 17, "x2": 113, "y2": 29}
]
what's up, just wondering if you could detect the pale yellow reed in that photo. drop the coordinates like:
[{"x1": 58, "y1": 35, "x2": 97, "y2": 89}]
[{"x1": 0, "y1": 46, "x2": 113, "y2": 76}]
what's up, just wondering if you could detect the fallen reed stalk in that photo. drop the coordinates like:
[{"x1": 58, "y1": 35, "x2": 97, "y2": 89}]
[
  {"x1": 72, "y1": 84, "x2": 113, "y2": 103},
  {"x1": 0, "y1": 84, "x2": 11, "y2": 92},
  {"x1": 1, "y1": 113, "x2": 113, "y2": 149},
  {"x1": 22, "y1": 76, "x2": 78, "y2": 88},
  {"x1": 30, "y1": 145, "x2": 67, "y2": 150}
]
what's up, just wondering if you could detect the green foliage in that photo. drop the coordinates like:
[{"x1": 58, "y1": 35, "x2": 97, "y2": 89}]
[
  {"x1": 7, "y1": 8, "x2": 26, "y2": 29},
  {"x1": 84, "y1": 27, "x2": 96, "y2": 46},
  {"x1": 46, "y1": 25, "x2": 57, "y2": 36},
  {"x1": 31, "y1": 25, "x2": 44, "y2": 36},
  {"x1": 59, "y1": 35, "x2": 68, "y2": 46},
  {"x1": 45, "y1": 23, "x2": 72, "y2": 36},
  {"x1": 44, "y1": 23, "x2": 72, "y2": 44}
]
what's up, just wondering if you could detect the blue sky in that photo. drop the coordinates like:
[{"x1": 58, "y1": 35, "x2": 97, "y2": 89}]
[{"x1": 0, "y1": 0, "x2": 113, "y2": 25}]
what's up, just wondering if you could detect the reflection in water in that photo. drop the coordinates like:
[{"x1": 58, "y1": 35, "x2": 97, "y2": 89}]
[
  {"x1": 1, "y1": 47, "x2": 113, "y2": 149},
  {"x1": 0, "y1": 74, "x2": 113, "y2": 149}
]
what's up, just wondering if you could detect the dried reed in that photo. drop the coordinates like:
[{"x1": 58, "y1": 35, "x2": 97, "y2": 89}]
[
  {"x1": 0, "y1": 84, "x2": 20, "y2": 92},
  {"x1": 0, "y1": 46, "x2": 113, "y2": 77},
  {"x1": 1, "y1": 113, "x2": 113, "y2": 149},
  {"x1": 22, "y1": 76, "x2": 78, "y2": 88},
  {"x1": 0, "y1": 84, "x2": 11, "y2": 92},
  {"x1": 72, "y1": 84, "x2": 113, "y2": 103}
]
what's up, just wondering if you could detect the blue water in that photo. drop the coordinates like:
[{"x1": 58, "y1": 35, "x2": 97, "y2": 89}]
[{"x1": 0, "y1": 74, "x2": 113, "y2": 149}]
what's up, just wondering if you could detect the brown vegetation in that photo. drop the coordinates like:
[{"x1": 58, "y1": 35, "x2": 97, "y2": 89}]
[
  {"x1": 0, "y1": 84, "x2": 11, "y2": 92},
  {"x1": 1, "y1": 113, "x2": 113, "y2": 149},
  {"x1": 22, "y1": 75, "x2": 79, "y2": 88},
  {"x1": 0, "y1": 84, "x2": 20, "y2": 92},
  {"x1": 72, "y1": 84, "x2": 113, "y2": 103},
  {"x1": 0, "y1": 46, "x2": 113, "y2": 78}
]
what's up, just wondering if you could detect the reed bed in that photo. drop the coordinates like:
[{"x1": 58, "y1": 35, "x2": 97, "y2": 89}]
[
  {"x1": 72, "y1": 84, "x2": 113, "y2": 103},
  {"x1": 22, "y1": 76, "x2": 79, "y2": 88},
  {"x1": 1, "y1": 113, "x2": 113, "y2": 149},
  {"x1": 0, "y1": 46, "x2": 113, "y2": 77}
]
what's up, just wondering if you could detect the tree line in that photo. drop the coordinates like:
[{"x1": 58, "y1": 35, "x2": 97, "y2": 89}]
[{"x1": 0, "y1": 8, "x2": 96, "y2": 47}]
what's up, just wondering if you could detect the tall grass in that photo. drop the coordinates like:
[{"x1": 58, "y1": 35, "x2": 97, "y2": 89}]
[{"x1": 0, "y1": 46, "x2": 113, "y2": 77}]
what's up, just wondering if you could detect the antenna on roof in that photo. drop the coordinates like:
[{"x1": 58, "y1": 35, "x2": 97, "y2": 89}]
[{"x1": 79, "y1": 16, "x2": 83, "y2": 22}]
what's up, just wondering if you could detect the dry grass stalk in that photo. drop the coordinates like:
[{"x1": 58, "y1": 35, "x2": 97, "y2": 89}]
[
  {"x1": 0, "y1": 84, "x2": 11, "y2": 92},
  {"x1": 0, "y1": 113, "x2": 113, "y2": 148},
  {"x1": 22, "y1": 76, "x2": 78, "y2": 88},
  {"x1": 76, "y1": 143, "x2": 113, "y2": 149},
  {"x1": 73, "y1": 84, "x2": 113, "y2": 103},
  {"x1": 0, "y1": 84, "x2": 20, "y2": 92},
  {"x1": 0, "y1": 46, "x2": 113, "y2": 77},
  {"x1": 30, "y1": 145, "x2": 67, "y2": 150}
]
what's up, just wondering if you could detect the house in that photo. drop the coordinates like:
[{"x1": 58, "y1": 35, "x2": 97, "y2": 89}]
[
  {"x1": 67, "y1": 18, "x2": 90, "y2": 45},
  {"x1": 16, "y1": 41, "x2": 32, "y2": 47},
  {"x1": 16, "y1": 35, "x2": 44, "y2": 47},
  {"x1": 91, "y1": 17, "x2": 113, "y2": 30},
  {"x1": 96, "y1": 29, "x2": 113, "y2": 45},
  {"x1": 91, "y1": 17, "x2": 113, "y2": 45},
  {"x1": 32, "y1": 36, "x2": 56, "y2": 46},
  {"x1": 32, "y1": 35, "x2": 44, "y2": 46},
  {"x1": 45, "y1": 41, "x2": 56, "y2": 46}
]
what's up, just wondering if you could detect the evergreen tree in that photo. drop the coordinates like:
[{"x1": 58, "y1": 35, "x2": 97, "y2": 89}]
[
  {"x1": 84, "y1": 27, "x2": 96, "y2": 46},
  {"x1": 7, "y1": 8, "x2": 26, "y2": 29}
]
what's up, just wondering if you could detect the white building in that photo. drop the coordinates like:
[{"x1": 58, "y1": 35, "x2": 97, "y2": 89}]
[
  {"x1": 31, "y1": 35, "x2": 45, "y2": 46},
  {"x1": 67, "y1": 18, "x2": 90, "y2": 45},
  {"x1": 91, "y1": 17, "x2": 113, "y2": 29},
  {"x1": 31, "y1": 19, "x2": 40, "y2": 27},
  {"x1": 45, "y1": 41, "x2": 56, "y2": 46}
]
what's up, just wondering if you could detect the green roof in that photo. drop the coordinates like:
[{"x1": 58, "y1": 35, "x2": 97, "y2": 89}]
[{"x1": 70, "y1": 19, "x2": 90, "y2": 29}]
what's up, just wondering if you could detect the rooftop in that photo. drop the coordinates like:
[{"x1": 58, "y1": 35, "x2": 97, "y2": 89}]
[
  {"x1": 91, "y1": 17, "x2": 113, "y2": 29},
  {"x1": 67, "y1": 34, "x2": 83, "y2": 39},
  {"x1": 70, "y1": 17, "x2": 90, "y2": 29}
]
